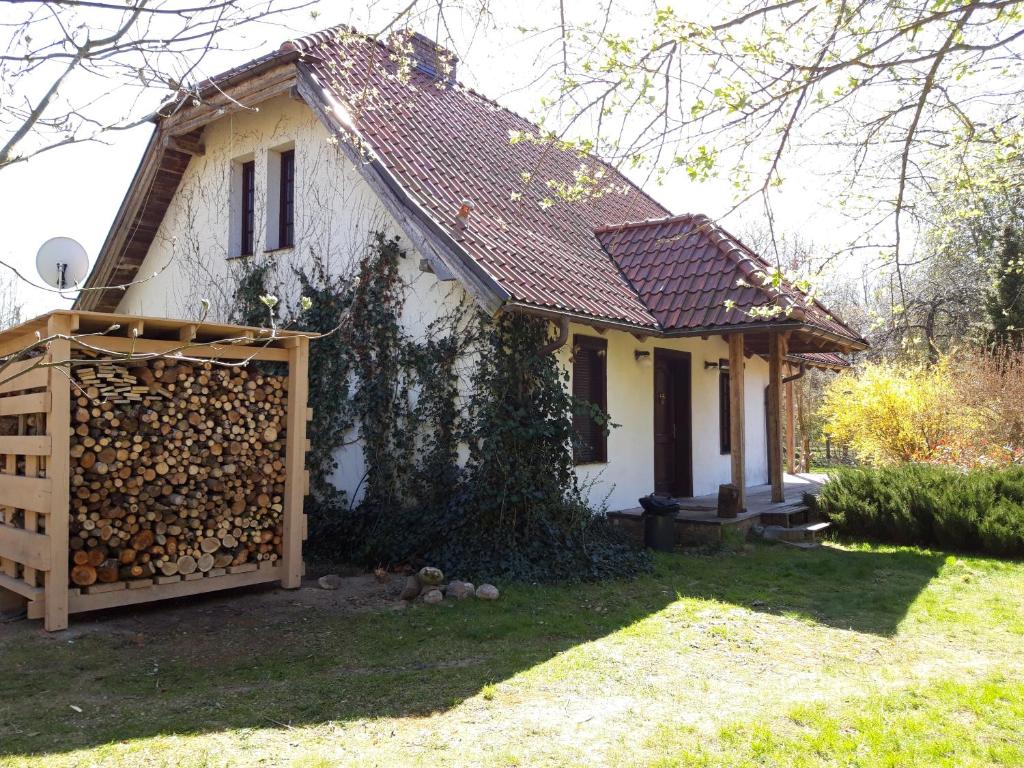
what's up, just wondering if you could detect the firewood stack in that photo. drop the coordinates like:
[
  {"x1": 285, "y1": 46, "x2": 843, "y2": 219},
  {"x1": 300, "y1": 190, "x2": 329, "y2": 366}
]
[{"x1": 67, "y1": 357, "x2": 288, "y2": 588}]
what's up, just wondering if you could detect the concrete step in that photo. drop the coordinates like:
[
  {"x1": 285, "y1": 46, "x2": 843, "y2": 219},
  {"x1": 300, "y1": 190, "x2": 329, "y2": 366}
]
[{"x1": 757, "y1": 521, "x2": 831, "y2": 544}]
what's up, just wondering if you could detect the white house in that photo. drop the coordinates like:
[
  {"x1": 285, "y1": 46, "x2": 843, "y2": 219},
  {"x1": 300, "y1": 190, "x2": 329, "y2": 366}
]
[{"x1": 75, "y1": 26, "x2": 865, "y2": 513}]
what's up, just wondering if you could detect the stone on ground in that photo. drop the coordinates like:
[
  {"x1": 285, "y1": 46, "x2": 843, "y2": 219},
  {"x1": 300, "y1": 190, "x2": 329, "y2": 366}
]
[
  {"x1": 475, "y1": 583, "x2": 499, "y2": 600},
  {"x1": 400, "y1": 575, "x2": 421, "y2": 601},
  {"x1": 447, "y1": 581, "x2": 474, "y2": 599},
  {"x1": 422, "y1": 588, "x2": 444, "y2": 605},
  {"x1": 417, "y1": 566, "x2": 444, "y2": 587},
  {"x1": 318, "y1": 574, "x2": 344, "y2": 590}
]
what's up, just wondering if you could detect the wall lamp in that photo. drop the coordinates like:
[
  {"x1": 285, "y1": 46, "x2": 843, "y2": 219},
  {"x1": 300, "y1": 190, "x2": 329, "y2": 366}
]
[{"x1": 634, "y1": 350, "x2": 651, "y2": 362}]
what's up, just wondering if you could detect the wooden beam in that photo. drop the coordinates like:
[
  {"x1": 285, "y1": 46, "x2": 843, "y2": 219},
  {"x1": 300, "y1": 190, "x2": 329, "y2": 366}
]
[
  {"x1": 0, "y1": 392, "x2": 50, "y2": 416},
  {"x1": 45, "y1": 313, "x2": 72, "y2": 632},
  {"x1": 0, "y1": 526, "x2": 50, "y2": 572},
  {"x1": 0, "y1": 474, "x2": 51, "y2": 514},
  {"x1": 71, "y1": 336, "x2": 290, "y2": 362},
  {"x1": 768, "y1": 332, "x2": 788, "y2": 503},
  {"x1": 786, "y1": 379, "x2": 796, "y2": 475},
  {"x1": 0, "y1": 367, "x2": 47, "y2": 395},
  {"x1": 166, "y1": 136, "x2": 205, "y2": 156},
  {"x1": 281, "y1": 335, "x2": 309, "y2": 589},
  {"x1": 162, "y1": 64, "x2": 297, "y2": 137},
  {"x1": 0, "y1": 435, "x2": 50, "y2": 456},
  {"x1": 728, "y1": 333, "x2": 746, "y2": 511},
  {"x1": 0, "y1": 572, "x2": 42, "y2": 600}
]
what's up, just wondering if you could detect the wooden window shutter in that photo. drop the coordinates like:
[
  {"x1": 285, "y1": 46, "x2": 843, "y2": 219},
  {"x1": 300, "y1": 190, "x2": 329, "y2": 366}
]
[
  {"x1": 572, "y1": 335, "x2": 608, "y2": 464},
  {"x1": 719, "y1": 359, "x2": 731, "y2": 454}
]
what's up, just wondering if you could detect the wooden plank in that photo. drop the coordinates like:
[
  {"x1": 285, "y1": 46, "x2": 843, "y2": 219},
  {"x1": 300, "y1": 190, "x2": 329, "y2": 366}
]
[
  {"x1": 73, "y1": 336, "x2": 290, "y2": 362},
  {"x1": 45, "y1": 313, "x2": 71, "y2": 632},
  {"x1": 0, "y1": 332, "x2": 45, "y2": 361},
  {"x1": 22, "y1": 443, "x2": 39, "y2": 587},
  {"x1": 0, "y1": 435, "x2": 51, "y2": 456},
  {"x1": 84, "y1": 582, "x2": 126, "y2": 595},
  {"x1": 0, "y1": 453, "x2": 14, "y2": 578},
  {"x1": 0, "y1": 366, "x2": 47, "y2": 394},
  {"x1": 0, "y1": 572, "x2": 43, "y2": 600},
  {"x1": 65, "y1": 565, "x2": 282, "y2": 614},
  {"x1": 768, "y1": 332, "x2": 787, "y2": 504},
  {"x1": 0, "y1": 525, "x2": 51, "y2": 571},
  {"x1": 728, "y1": 333, "x2": 746, "y2": 512},
  {"x1": 0, "y1": 474, "x2": 51, "y2": 514},
  {"x1": 0, "y1": 356, "x2": 47, "y2": 381},
  {"x1": 281, "y1": 335, "x2": 308, "y2": 589},
  {"x1": 164, "y1": 69, "x2": 297, "y2": 136},
  {"x1": 0, "y1": 392, "x2": 49, "y2": 416}
]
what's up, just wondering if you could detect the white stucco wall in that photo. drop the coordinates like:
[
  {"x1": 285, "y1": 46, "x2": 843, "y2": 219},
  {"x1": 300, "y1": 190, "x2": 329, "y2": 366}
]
[
  {"x1": 557, "y1": 325, "x2": 769, "y2": 511},
  {"x1": 112, "y1": 95, "x2": 770, "y2": 513}
]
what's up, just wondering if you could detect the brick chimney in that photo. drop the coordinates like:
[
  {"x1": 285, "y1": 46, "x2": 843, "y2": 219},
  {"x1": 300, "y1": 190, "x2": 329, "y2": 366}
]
[{"x1": 389, "y1": 30, "x2": 458, "y2": 85}]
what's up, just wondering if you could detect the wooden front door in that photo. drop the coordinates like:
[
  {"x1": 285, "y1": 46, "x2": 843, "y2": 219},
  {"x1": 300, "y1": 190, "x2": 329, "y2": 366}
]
[{"x1": 653, "y1": 350, "x2": 693, "y2": 497}]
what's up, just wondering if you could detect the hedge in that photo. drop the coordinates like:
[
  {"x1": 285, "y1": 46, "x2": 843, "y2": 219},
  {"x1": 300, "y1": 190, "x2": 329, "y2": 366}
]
[{"x1": 812, "y1": 464, "x2": 1024, "y2": 558}]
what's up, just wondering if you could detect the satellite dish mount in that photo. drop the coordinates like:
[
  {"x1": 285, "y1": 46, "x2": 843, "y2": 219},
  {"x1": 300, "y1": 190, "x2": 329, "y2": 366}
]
[{"x1": 36, "y1": 237, "x2": 88, "y2": 291}]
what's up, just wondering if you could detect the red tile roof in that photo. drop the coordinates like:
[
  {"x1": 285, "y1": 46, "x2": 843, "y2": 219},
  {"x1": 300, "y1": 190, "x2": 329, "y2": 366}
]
[
  {"x1": 788, "y1": 351, "x2": 851, "y2": 369},
  {"x1": 79, "y1": 24, "x2": 866, "y2": 352},
  {"x1": 596, "y1": 214, "x2": 863, "y2": 342},
  {"x1": 292, "y1": 28, "x2": 667, "y2": 328}
]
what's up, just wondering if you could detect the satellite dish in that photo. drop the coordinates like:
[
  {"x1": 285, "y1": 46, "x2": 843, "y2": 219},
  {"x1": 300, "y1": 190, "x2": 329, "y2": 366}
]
[{"x1": 36, "y1": 237, "x2": 89, "y2": 290}]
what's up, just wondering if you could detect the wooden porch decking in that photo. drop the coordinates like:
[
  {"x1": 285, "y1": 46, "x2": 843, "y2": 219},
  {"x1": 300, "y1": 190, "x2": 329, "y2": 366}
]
[
  {"x1": 607, "y1": 473, "x2": 828, "y2": 547},
  {"x1": 673, "y1": 473, "x2": 826, "y2": 522}
]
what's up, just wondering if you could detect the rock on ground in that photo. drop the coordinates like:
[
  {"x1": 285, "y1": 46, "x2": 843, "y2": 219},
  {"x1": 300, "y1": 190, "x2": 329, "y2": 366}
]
[
  {"x1": 400, "y1": 575, "x2": 422, "y2": 601},
  {"x1": 318, "y1": 574, "x2": 345, "y2": 591},
  {"x1": 447, "y1": 581, "x2": 474, "y2": 599},
  {"x1": 422, "y1": 588, "x2": 444, "y2": 605},
  {"x1": 475, "y1": 583, "x2": 499, "y2": 600},
  {"x1": 417, "y1": 566, "x2": 444, "y2": 587}
]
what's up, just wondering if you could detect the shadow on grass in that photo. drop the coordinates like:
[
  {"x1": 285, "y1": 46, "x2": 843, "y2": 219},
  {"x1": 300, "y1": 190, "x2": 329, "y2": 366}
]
[{"x1": 0, "y1": 542, "x2": 946, "y2": 760}]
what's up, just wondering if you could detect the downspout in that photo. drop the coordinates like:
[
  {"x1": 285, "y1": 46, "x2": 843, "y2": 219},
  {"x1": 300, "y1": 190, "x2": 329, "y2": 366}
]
[
  {"x1": 539, "y1": 316, "x2": 570, "y2": 355},
  {"x1": 783, "y1": 363, "x2": 806, "y2": 384}
]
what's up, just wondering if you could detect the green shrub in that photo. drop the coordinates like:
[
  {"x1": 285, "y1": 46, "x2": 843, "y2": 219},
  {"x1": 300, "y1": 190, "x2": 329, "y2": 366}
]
[{"x1": 816, "y1": 464, "x2": 1024, "y2": 558}]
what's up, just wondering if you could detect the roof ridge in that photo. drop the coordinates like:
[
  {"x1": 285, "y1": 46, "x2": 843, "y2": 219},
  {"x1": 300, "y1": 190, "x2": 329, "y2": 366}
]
[{"x1": 594, "y1": 212, "x2": 698, "y2": 234}]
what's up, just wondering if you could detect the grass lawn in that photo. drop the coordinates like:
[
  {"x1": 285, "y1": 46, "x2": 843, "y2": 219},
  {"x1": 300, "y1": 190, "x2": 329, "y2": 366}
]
[{"x1": 1, "y1": 541, "x2": 1022, "y2": 767}]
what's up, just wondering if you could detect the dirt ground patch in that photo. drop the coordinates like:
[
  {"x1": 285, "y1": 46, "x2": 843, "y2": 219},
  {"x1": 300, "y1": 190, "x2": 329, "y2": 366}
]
[{"x1": 0, "y1": 573, "x2": 403, "y2": 645}]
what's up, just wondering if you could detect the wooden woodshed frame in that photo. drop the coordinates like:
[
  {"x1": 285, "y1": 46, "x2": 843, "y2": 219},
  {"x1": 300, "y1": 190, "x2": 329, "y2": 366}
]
[{"x1": 0, "y1": 310, "x2": 310, "y2": 631}]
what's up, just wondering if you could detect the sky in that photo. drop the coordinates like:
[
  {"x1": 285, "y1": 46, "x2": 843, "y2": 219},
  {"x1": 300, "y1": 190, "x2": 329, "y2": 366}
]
[{"x1": 0, "y1": 0, "x2": 872, "y2": 322}]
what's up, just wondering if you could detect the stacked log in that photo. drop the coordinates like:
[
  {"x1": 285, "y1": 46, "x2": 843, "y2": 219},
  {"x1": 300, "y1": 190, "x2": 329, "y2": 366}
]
[{"x1": 68, "y1": 357, "x2": 288, "y2": 587}]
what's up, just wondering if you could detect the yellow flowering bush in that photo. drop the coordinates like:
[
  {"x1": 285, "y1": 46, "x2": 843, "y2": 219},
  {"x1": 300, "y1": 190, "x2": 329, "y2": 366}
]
[{"x1": 819, "y1": 360, "x2": 975, "y2": 465}]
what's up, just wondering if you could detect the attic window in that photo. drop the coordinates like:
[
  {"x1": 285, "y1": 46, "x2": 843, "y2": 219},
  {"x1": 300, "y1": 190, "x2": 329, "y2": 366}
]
[
  {"x1": 266, "y1": 146, "x2": 295, "y2": 251},
  {"x1": 230, "y1": 159, "x2": 258, "y2": 262}
]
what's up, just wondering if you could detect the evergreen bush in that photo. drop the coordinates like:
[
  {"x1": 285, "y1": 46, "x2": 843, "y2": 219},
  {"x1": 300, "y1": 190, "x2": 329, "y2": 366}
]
[{"x1": 815, "y1": 465, "x2": 1024, "y2": 557}]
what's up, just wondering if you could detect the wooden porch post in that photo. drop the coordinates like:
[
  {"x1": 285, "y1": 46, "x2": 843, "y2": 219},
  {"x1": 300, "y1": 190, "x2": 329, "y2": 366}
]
[
  {"x1": 767, "y1": 332, "x2": 788, "y2": 503},
  {"x1": 728, "y1": 333, "x2": 746, "y2": 511},
  {"x1": 786, "y1": 378, "x2": 796, "y2": 474}
]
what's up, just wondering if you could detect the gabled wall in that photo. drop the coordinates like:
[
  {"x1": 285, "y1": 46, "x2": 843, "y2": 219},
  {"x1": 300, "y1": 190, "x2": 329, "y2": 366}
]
[{"x1": 112, "y1": 95, "x2": 769, "y2": 514}]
